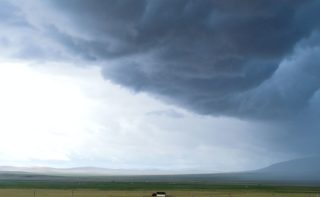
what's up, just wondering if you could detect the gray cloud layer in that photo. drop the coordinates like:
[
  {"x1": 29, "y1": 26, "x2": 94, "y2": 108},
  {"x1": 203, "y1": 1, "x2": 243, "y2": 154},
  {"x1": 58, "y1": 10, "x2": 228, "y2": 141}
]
[
  {"x1": 4, "y1": 0, "x2": 318, "y2": 120},
  {"x1": 1, "y1": 0, "x2": 320, "y2": 162}
]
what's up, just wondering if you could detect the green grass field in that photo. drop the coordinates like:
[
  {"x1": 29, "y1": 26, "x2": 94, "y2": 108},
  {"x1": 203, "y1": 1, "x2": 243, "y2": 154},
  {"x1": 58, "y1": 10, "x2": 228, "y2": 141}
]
[
  {"x1": 0, "y1": 188, "x2": 319, "y2": 197},
  {"x1": 1, "y1": 173, "x2": 319, "y2": 197},
  {"x1": 0, "y1": 182, "x2": 319, "y2": 197}
]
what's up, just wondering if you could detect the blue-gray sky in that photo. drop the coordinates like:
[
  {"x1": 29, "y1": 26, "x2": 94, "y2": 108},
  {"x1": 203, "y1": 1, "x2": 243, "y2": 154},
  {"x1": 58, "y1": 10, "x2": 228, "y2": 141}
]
[{"x1": 0, "y1": 0, "x2": 319, "y2": 172}]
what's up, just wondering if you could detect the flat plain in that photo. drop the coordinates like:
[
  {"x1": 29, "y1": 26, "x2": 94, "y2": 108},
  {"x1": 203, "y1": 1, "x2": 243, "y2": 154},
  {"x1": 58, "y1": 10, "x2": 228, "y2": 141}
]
[
  {"x1": 0, "y1": 188, "x2": 318, "y2": 197},
  {"x1": 0, "y1": 173, "x2": 319, "y2": 197}
]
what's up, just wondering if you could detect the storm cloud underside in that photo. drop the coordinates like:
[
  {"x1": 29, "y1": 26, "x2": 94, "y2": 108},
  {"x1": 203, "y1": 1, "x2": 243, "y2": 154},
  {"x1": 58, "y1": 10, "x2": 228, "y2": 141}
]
[
  {"x1": 3, "y1": 0, "x2": 320, "y2": 119},
  {"x1": 1, "y1": 0, "x2": 320, "y2": 160}
]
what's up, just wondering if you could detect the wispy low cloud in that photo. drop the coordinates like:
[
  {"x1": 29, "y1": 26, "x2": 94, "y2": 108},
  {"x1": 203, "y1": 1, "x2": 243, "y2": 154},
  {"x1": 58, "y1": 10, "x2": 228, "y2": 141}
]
[{"x1": 147, "y1": 109, "x2": 185, "y2": 119}]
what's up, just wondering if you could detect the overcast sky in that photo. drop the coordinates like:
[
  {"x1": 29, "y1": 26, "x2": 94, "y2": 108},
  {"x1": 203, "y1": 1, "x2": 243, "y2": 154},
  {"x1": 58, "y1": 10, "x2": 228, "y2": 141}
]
[{"x1": 0, "y1": 0, "x2": 320, "y2": 172}]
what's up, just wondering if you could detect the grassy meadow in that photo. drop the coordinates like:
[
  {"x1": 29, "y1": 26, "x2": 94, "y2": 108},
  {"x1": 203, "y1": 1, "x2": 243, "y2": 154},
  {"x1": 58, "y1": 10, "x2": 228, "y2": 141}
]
[
  {"x1": 0, "y1": 182, "x2": 319, "y2": 197},
  {"x1": 0, "y1": 188, "x2": 319, "y2": 197},
  {"x1": 0, "y1": 173, "x2": 319, "y2": 196}
]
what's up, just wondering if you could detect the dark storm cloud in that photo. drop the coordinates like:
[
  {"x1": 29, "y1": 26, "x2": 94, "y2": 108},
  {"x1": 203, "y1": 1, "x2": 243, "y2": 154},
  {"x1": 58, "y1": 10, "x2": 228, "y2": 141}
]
[
  {"x1": 45, "y1": 0, "x2": 320, "y2": 120},
  {"x1": 3, "y1": 0, "x2": 320, "y2": 120},
  {"x1": 1, "y1": 0, "x2": 320, "y2": 166}
]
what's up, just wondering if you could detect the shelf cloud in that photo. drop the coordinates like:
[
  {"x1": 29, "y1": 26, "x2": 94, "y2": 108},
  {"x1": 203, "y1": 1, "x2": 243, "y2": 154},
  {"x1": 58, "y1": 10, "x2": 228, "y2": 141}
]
[
  {"x1": 3, "y1": 0, "x2": 319, "y2": 120},
  {"x1": 1, "y1": 0, "x2": 320, "y2": 169}
]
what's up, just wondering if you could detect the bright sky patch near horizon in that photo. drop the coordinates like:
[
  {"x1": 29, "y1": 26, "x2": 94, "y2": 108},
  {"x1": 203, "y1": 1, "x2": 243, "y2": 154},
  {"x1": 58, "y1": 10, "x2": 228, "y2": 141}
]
[{"x1": 0, "y1": 60, "x2": 288, "y2": 172}]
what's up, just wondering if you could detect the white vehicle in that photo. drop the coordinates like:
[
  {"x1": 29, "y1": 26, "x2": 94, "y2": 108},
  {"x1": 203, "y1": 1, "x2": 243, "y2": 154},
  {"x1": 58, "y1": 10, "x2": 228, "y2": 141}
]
[{"x1": 151, "y1": 192, "x2": 166, "y2": 197}]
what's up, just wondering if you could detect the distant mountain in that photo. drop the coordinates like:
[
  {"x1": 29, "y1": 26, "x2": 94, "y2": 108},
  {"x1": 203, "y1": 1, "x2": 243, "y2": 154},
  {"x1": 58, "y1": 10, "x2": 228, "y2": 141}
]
[
  {"x1": 163, "y1": 157, "x2": 320, "y2": 185},
  {"x1": 0, "y1": 166, "x2": 205, "y2": 176},
  {"x1": 0, "y1": 157, "x2": 319, "y2": 185},
  {"x1": 255, "y1": 156, "x2": 320, "y2": 181},
  {"x1": 0, "y1": 166, "x2": 120, "y2": 175}
]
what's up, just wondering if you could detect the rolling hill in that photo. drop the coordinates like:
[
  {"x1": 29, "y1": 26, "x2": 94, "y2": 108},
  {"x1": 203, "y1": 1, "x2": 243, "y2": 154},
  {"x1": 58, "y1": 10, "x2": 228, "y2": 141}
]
[{"x1": 0, "y1": 157, "x2": 319, "y2": 186}]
